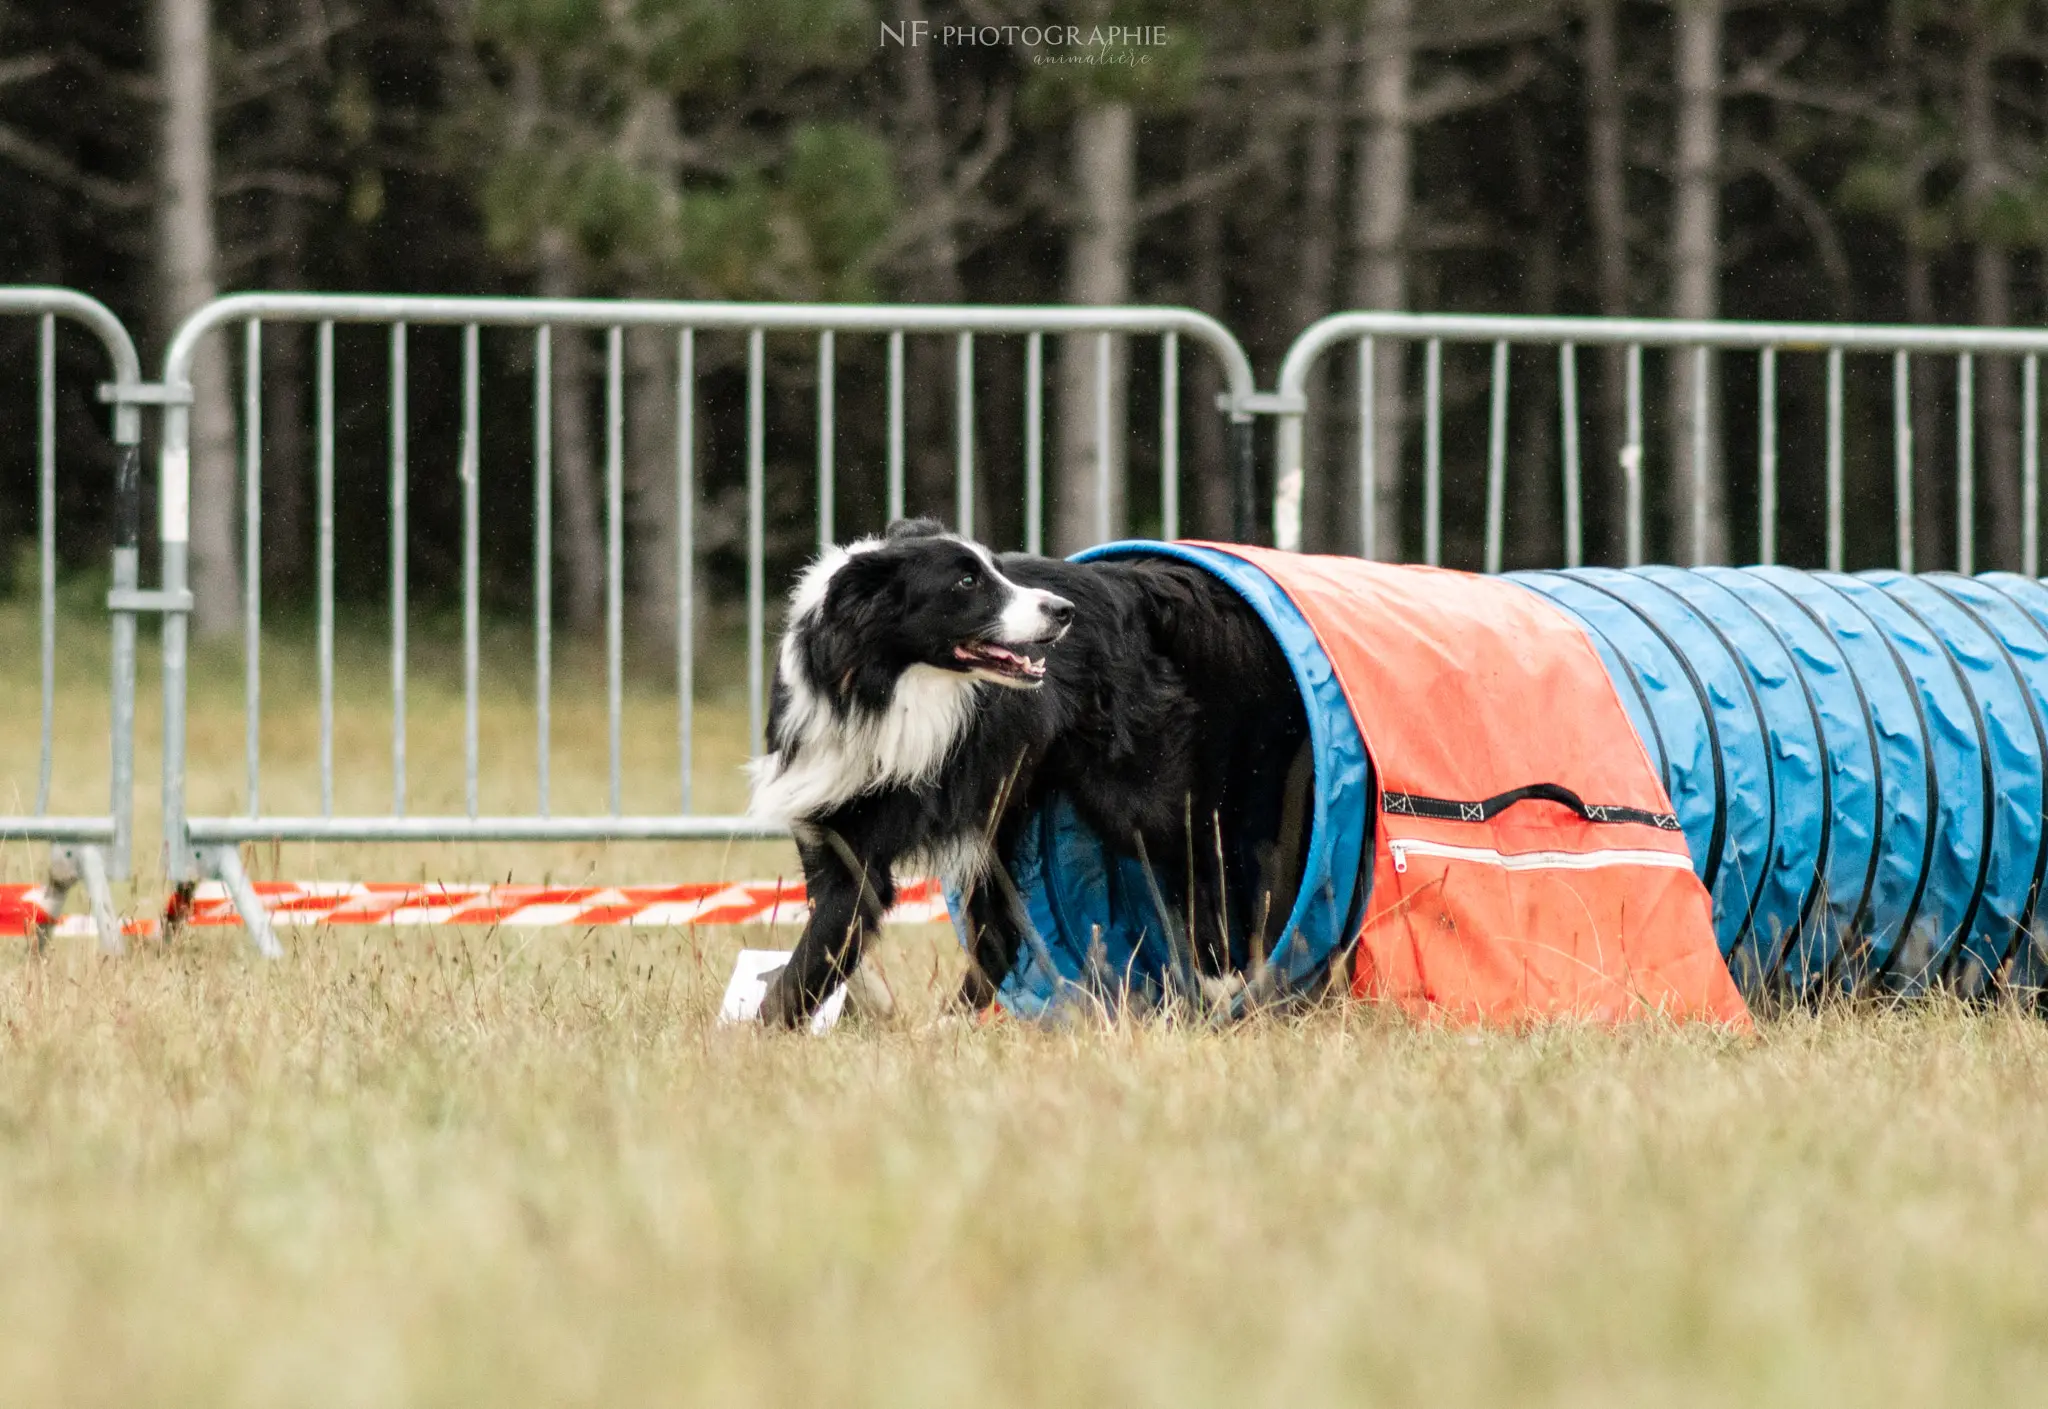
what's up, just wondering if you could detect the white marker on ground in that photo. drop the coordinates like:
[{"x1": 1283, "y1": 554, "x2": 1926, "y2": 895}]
[{"x1": 718, "y1": 949, "x2": 847, "y2": 1034}]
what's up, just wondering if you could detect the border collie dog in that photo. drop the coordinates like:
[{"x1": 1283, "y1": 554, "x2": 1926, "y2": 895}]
[{"x1": 748, "y1": 518, "x2": 1306, "y2": 1028}]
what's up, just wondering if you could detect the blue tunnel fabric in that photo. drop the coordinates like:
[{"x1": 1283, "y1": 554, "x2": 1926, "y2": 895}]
[
  {"x1": 948, "y1": 549, "x2": 2048, "y2": 1011},
  {"x1": 948, "y1": 542, "x2": 1371, "y2": 1018},
  {"x1": 1514, "y1": 568, "x2": 2048, "y2": 995}
]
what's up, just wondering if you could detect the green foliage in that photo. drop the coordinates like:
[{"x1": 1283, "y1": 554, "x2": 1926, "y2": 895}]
[
  {"x1": 772, "y1": 122, "x2": 897, "y2": 297},
  {"x1": 473, "y1": 0, "x2": 605, "y2": 50},
  {"x1": 482, "y1": 145, "x2": 669, "y2": 269},
  {"x1": 1836, "y1": 2, "x2": 2048, "y2": 254},
  {"x1": 466, "y1": 0, "x2": 890, "y2": 298},
  {"x1": 635, "y1": 0, "x2": 870, "y2": 92}
]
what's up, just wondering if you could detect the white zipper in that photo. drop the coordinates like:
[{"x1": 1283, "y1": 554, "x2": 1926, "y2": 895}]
[{"x1": 1388, "y1": 837, "x2": 1694, "y2": 875}]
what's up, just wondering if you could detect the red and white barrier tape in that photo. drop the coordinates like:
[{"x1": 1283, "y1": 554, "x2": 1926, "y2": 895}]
[{"x1": 0, "y1": 879, "x2": 950, "y2": 940}]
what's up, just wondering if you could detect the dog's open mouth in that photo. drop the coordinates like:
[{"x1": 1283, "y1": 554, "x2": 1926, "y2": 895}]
[{"x1": 954, "y1": 641, "x2": 1047, "y2": 681}]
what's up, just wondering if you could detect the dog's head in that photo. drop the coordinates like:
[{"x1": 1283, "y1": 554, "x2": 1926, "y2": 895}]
[{"x1": 792, "y1": 519, "x2": 1075, "y2": 706}]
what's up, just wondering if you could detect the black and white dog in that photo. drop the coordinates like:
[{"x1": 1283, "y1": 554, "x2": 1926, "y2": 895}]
[{"x1": 748, "y1": 519, "x2": 1308, "y2": 1028}]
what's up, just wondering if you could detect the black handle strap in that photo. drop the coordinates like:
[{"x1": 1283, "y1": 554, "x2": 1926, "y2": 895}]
[{"x1": 1381, "y1": 783, "x2": 1679, "y2": 831}]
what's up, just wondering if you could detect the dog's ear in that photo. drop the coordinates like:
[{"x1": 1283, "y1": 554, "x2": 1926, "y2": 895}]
[
  {"x1": 805, "y1": 551, "x2": 904, "y2": 706},
  {"x1": 885, "y1": 517, "x2": 948, "y2": 542},
  {"x1": 820, "y1": 547, "x2": 902, "y2": 621}
]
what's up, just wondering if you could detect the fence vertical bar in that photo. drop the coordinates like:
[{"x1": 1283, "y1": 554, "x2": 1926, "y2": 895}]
[
  {"x1": 956, "y1": 331, "x2": 975, "y2": 537},
  {"x1": 1690, "y1": 345, "x2": 1710, "y2": 565},
  {"x1": 239, "y1": 320, "x2": 260, "y2": 819},
  {"x1": 1895, "y1": 351, "x2": 1915, "y2": 573},
  {"x1": 1025, "y1": 332, "x2": 1044, "y2": 555},
  {"x1": 161, "y1": 393, "x2": 191, "y2": 881},
  {"x1": 1624, "y1": 343, "x2": 1644, "y2": 566},
  {"x1": 1485, "y1": 341, "x2": 1509, "y2": 573},
  {"x1": 748, "y1": 327, "x2": 767, "y2": 755},
  {"x1": 1424, "y1": 338, "x2": 1443, "y2": 567},
  {"x1": 317, "y1": 319, "x2": 335, "y2": 818},
  {"x1": 887, "y1": 330, "x2": 905, "y2": 522},
  {"x1": 1826, "y1": 348, "x2": 1844, "y2": 571},
  {"x1": 1358, "y1": 338, "x2": 1377, "y2": 561},
  {"x1": 605, "y1": 326, "x2": 624, "y2": 818},
  {"x1": 1560, "y1": 342, "x2": 1582, "y2": 568},
  {"x1": 1160, "y1": 331, "x2": 1180, "y2": 541},
  {"x1": 1758, "y1": 346, "x2": 1777, "y2": 566},
  {"x1": 817, "y1": 330, "x2": 834, "y2": 554},
  {"x1": 2026, "y1": 354, "x2": 2040, "y2": 578},
  {"x1": 462, "y1": 324, "x2": 481, "y2": 819},
  {"x1": 1095, "y1": 331, "x2": 1113, "y2": 545},
  {"x1": 36, "y1": 315, "x2": 55, "y2": 816},
  {"x1": 1957, "y1": 353, "x2": 1975, "y2": 576},
  {"x1": 107, "y1": 359, "x2": 140, "y2": 882},
  {"x1": 678, "y1": 328, "x2": 695, "y2": 813},
  {"x1": 391, "y1": 324, "x2": 409, "y2": 817},
  {"x1": 532, "y1": 326, "x2": 550, "y2": 817}
]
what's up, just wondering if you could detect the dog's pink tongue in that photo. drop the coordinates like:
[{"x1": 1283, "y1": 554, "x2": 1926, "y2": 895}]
[{"x1": 956, "y1": 642, "x2": 1041, "y2": 676}]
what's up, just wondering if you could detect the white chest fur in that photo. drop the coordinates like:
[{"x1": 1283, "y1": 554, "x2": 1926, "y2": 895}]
[{"x1": 748, "y1": 663, "x2": 982, "y2": 826}]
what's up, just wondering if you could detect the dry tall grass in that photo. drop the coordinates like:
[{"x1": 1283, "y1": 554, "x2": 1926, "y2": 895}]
[{"x1": 2, "y1": 600, "x2": 2047, "y2": 1406}]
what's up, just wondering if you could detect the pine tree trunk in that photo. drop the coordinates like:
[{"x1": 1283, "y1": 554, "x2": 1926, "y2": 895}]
[
  {"x1": 1584, "y1": 0, "x2": 1632, "y2": 562},
  {"x1": 157, "y1": 0, "x2": 240, "y2": 636},
  {"x1": 1668, "y1": 0, "x2": 1724, "y2": 566},
  {"x1": 1517, "y1": 128, "x2": 1564, "y2": 567},
  {"x1": 1905, "y1": 246, "x2": 1947, "y2": 571},
  {"x1": 1185, "y1": 122, "x2": 1230, "y2": 542},
  {"x1": 1975, "y1": 249, "x2": 2019, "y2": 571},
  {"x1": 890, "y1": 0, "x2": 967, "y2": 528},
  {"x1": 619, "y1": 90, "x2": 681, "y2": 639},
  {"x1": 628, "y1": 328, "x2": 679, "y2": 643},
  {"x1": 1962, "y1": 17, "x2": 2020, "y2": 571},
  {"x1": 250, "y1": 0, "x2": 311, "y2": 601},
  {"x1": 539, "y1": 233, "x2": 605, "y2": 634},
  {"x1": 262, "y1": 321, "x2": 307, "y2": 600},
  {"x1": 1350, "y1": 0, "x2": 1412, "y2": 562},
  {"x1": 261, "y1": 110, "x2": 312, "y2": 601},
  {"x1": 1295, "y1": 17, "x2": 1348, "y2": 553},
  {"x1": 1891, "y1": 6, "x2": 1945, "y2": 571},
  {"x1": 1055, "y1": 102, "x2": 1135, "y2": 555}
]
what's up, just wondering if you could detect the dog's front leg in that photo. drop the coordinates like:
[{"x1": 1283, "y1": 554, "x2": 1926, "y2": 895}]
[{"x1": 761, "y1": 825, "x2": 897, "y2": 1029}]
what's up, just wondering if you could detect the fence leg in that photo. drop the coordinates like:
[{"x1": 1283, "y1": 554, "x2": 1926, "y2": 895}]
[
  {"x1": 79, "y1": 847, "x2": 122, "y2": 956},
  {"x1": 36, "y1": 848, "x2": 76, "y2": 954},
  {"x1": 31, "y1": 847, "x2": 117, "y2": 953},
  {"x1": 210, "y1": 845, "x2": 282, "y2": 959}
]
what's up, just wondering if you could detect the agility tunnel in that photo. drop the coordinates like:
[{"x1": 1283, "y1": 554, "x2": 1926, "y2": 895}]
[{"x1": 952, "y1": 543, "x2": 2048, "y2": 1024}]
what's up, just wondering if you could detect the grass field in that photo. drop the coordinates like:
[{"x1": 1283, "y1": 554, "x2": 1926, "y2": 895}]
[{"x1": 4, "y1": 597, "x2": 2048, "y2": 1405}]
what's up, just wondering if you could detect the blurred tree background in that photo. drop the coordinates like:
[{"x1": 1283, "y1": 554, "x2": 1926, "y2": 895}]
[{"x1": 4, "y1": 0, "x2": 2048, "y2": 640}]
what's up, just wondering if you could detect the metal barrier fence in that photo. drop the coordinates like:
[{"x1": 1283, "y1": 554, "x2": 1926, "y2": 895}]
[
  {"x1": 0, "y1": 288, "x2": 148, "y2": 953},
  {"x1": 152, "y1": 295, "x2": 1259, "y2": 951},
  {"x1": 13, "y1": 285, "x2": 2048, "y2": 953},
  {"x1": 1273, "y1": 312, "x2": 2048, "y2": 573}
]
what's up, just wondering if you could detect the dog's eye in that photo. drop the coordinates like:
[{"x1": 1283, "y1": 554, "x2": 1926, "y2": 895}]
[{"x1": 955, "y1": 572, "x2": 978, "y2": 591}]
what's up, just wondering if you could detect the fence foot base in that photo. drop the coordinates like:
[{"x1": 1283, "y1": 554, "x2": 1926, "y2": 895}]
[
  {"x1": 35, "y1": 850, "x2": 75, "y2": 954},
  {"x1": 37, "y1": 847, "x2": 122, "y2": 956},
  {"x1": 208, "y1": 846, "x2": 281, "y2": 959}
]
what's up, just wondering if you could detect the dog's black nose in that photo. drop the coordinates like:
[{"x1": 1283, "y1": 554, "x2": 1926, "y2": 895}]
[{"x1": 1046, "y1": 597, "x2": 1075, "y2": 627}]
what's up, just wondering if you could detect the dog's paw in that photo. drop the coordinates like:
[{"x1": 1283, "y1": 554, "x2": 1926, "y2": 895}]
[{"x1": 756, "y1": 969, "x2": 804, "y2": 1029}]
